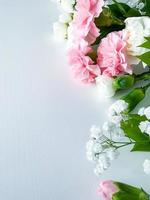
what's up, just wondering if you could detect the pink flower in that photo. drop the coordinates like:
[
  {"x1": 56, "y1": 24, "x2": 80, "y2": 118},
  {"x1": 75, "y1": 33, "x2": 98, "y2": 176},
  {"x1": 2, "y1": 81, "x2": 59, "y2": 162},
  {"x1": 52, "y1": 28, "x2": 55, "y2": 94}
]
[
  {"x1": 67, "y1": 48, "x2": 101, "y2": 83},
  {"x1": 97, "y1": 31, "x2": 132, "y2": 77},
  {"x1": 67, "y1": 0, "x2": 104, "y2": 83},
  {"x1": 76, "y1": 0, "x2": 104, "y2": 18},
  {"x1": 69, "y1": 0, "x2": 104, "y2": 45},
  {"x1": 97, "y1": 180, "x2": 119, "y2": 200}
]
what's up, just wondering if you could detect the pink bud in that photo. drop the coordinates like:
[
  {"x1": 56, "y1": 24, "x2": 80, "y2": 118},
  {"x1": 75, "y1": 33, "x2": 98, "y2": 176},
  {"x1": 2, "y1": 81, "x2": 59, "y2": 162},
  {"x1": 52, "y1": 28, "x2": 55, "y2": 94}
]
[{"x1": 97, "y1": 180, "x2": 119, "y2": 200}]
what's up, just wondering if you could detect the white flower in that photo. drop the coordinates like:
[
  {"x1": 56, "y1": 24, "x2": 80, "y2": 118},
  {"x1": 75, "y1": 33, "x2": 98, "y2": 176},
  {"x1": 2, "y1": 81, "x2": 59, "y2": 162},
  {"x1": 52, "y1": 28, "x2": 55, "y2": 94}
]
[
  {"x1": 144, "y1": 107, "x2": 150, "y2": 120},
  {"x1": 102, "y1": 121, "x2": 124, "y2": 139},
  {"x1": 94, "y1": 154, "x2": 111, "y2": 175},
  {"x1": 109, "y1": 100, "x2": 128, "y2": 115},
  {"x1": 93, "y1": 143, "x2": 103, "y2": 153},
  {"x1": 90, "y1": 125, "x2": 102, "y2": 139},
  {"x1": 125, "y1": 17, "x2": 150, "y2": 58},
  {"x1": 109, "y1": 115, "x2": 123, "y2": 124},
  {"x1": 106, "y1": 148, "x2": 120, "y2": 161},
  {"x1": 86, "y1": 140, "x2": 94, "y2": 151},
  {"x1": 86, "y1": 151, "x2": 94, "y2": 161},
  {"x1": 60, "y1": 0, "x2": 75, "y2": 13},
  {"x1": 138, "y1": 107, "x2": 146, "y2": 116},
  {"x1": 139, "y1": 121, "x2": 150, "y2": 135},
  {"x1": 53, "y1": 21, "x2": 68, "y2": 41},
  {"x1": 59, "y1": 13, "x2": 72, "y2": 23},
  {"x1": 143, "y1": 159, "x2": 150, "y2": 175},
  {"x1": 96, "y1": 75, "x2": 116, "y2": 98},
  {"x1": 94, "y1": 164, "x2": 105, "y2": 175},
  {"x1": 98, "y1": 154, "x2": 111, "y2": 169}
]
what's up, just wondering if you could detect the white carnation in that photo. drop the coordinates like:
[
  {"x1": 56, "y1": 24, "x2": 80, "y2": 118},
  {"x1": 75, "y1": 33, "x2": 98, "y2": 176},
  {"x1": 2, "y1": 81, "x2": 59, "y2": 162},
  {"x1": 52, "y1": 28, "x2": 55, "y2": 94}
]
[
  {"x1": 125, "y1": 17, "x2": 150, "y2": 59},
  {"x1": 143, "y1": 159, "x2": 150, "y2": 175},
  {"x1": 53, "y1": 21, "x2": 68, "y2": 41},
  {"x1": 96, "y1": 75, "x2": 116, "y2": 98},
  {"x1": 139, "y1": 121, "x2": 150, "y2": 135}
]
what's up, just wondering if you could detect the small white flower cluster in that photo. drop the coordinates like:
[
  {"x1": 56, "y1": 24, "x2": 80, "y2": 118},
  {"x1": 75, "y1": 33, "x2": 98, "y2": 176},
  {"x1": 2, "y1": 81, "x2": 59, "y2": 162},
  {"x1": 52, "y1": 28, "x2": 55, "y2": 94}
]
[
  {"x1": 86, "y1": 125, "x2": 120, "y2": 176},
  {"x1": 52, "y1": 0, "x2": 75, "y2": 41},
  {"x1": 108, "y1": 100, "x2": 129, "y2": 124},
  {"x1": 86, "y1": 100, "x2": 129, "y2": 176},
  {"x1": 138, "y1": 106, "x2": 150, "y2": 136},
  {"x1": 143, "y1": 159, "x2": 150, "y2": 175}
]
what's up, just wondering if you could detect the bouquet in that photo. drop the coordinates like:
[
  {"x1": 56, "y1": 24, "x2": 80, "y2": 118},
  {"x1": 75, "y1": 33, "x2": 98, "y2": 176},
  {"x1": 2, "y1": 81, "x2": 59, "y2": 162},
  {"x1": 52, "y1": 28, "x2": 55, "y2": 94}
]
[
  {"x1": 52, "y1": 0, "x2": 150, "y2": 199},
  {"x1": 53, "y1": 0, "x2": 150, "y2": 97}
]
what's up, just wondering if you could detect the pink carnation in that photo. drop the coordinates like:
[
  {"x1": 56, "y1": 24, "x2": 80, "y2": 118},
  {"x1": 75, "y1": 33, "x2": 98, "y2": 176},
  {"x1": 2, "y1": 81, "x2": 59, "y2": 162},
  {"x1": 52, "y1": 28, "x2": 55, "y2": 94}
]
[
  {"x1": 97, "y1": 180, "x2": 119, "y2": 200},
  {"x1": 76, "y1": 0, "x2": 104, "y2": 18},
  {"x1": 69, "y1": 0, "x2": 104, "y2": 45},
  {"x1": 67, "y1": 48, "x2": 101, "y2": 83},
  {"x1": 97, "y1": 31, "x2": 132, "y2": 77},
  {"x1": 67, "y1": 0, "x2": 104, "y2": 83}
]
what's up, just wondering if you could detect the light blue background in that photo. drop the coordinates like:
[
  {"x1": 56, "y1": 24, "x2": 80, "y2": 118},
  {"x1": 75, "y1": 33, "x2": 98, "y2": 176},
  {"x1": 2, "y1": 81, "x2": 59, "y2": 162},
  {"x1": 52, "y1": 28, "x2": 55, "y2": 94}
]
[{"x1": 0, "y1": 1, "x2": 149, "y2": 200}]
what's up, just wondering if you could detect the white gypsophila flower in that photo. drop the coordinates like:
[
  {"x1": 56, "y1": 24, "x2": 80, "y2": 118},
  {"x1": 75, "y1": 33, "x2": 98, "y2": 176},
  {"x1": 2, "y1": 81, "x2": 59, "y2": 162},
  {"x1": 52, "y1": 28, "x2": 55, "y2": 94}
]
[
  {"x1": 59, "y1": 13, "x2": 72, "y2": 23},
  {"x1": 102, "y1": 121, "x2": 124, "y2": 139},
  {"x1": 125, "y1": 17, "x2": 150, "y2": 58},
  {"x1": 93, "y1": 143, "x2": 103, "y2": 154},
  {"x1": 60, "y1": 0, "x2": 75, "y2": 13},
  {"x1": 138, "y1": 107, "x2": 146, "y2": 116},
  {"x1": 90, "y1": 125, "x2": 102, "y2": 139},
  {"x1": 109, "y1": 115, "x2": 123, "y2": 124},
  {"x1": 144, "y1": 107, "x2": 150, "y2": 120},
  {"x1": 86, "y1": 151, "x2": 95, "y2": 161},
  {"x1": 98, "y1": 154, "x2": 111, "y2": 169},
  {"x1": 53, "y1": 21, "x2": 68, "y2": 41},
  {"x1": 109, "y1": 100, "x2": 128, "y2": 116},
  {"x1": 94, "y1": 154, "x2": 111, "y2": 175},
  {"x1": 143, "y1": 159, "x2": 150, "y2": 175},
  {"x1": 94, "y1": 164, "x2": 104, "y2": 176},
  {"x1": 86, "y1": 140, "x2": 94, "y2": 151},
  {"x1": 95, "y1": 75, "x2": 116, "y2": 98},
  {"x1": 106, "y1": 148, "x2": 120, "y2": 161},
  {"x1": 139, "y1": 121, "x2": 150, "y2": 135}
]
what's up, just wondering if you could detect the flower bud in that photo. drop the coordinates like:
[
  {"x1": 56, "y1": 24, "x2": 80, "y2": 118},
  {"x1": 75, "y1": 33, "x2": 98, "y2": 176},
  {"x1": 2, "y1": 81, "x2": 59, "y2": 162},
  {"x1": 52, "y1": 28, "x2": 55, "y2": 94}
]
[
  {"x1": 97, "y1": 180, "x2": 149, "y2": 200},
  {"x1": 113, "y1": 75, "x2": 135, "y2": 90},
  {"x1": 97, "y1": 180, "x2": 119, "y2": 200}
]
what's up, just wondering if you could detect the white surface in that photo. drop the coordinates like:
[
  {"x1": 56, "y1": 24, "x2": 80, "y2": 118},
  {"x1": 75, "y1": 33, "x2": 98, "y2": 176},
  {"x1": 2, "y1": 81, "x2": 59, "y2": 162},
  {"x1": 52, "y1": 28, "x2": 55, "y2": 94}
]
[{"x1": 0, "y1": 1, "x2": 149, "y2": 200}]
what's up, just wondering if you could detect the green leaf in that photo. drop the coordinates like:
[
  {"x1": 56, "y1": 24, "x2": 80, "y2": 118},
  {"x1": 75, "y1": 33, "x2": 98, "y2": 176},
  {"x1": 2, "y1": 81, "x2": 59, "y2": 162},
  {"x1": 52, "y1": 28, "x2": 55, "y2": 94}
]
[
  {"x1": 114, "y1": 182, "x2": 149, "y2": 200},
  {"x1": 122, "y1": 88, "x2": 146, "y2": 112},
  {"x1": 138, "y1": 51, "x2": 150, "y2": 65},
  {"x1": 139, "y1": 37, "x2": 150, "y2": 49},
  {"x1": 141, "y1": 0, "x2": 150, "y2": 16},
  {"x1": 121, "y1": 114, "x2": 148, "y2": 142},
  {"x1": 109, "y1": 1, "x2": 141, "y2": 19},
  {"x1": 139, "y1": 41, "x2": 150, "y2": 49},
  {"x1": 132, "y1": 141, "x2": 150, "y2": 152},
  {"x1": 113, "y1": 191, "x2": 139, "y2": 200},
  {"x1": 126, "y1": 7, "x2": 141, "y2": 17}
]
